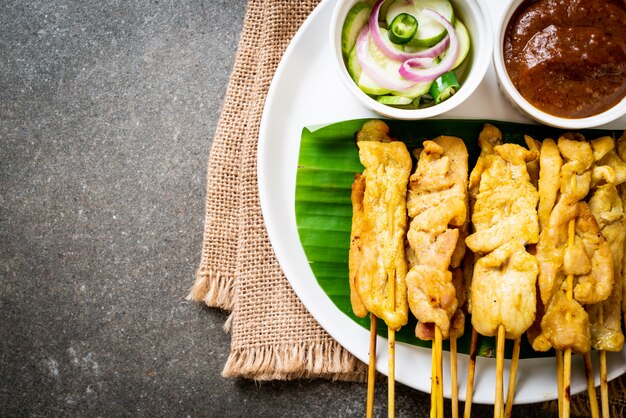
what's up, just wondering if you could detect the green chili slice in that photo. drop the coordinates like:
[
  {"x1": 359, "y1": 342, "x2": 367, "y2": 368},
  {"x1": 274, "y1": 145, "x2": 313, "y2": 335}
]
[
  {"x1": 388, "y1": 13, "x2": 418, "y2": 45},
  {"x1": 429, "y1": 71, "x2": 461, "y2": 104}
]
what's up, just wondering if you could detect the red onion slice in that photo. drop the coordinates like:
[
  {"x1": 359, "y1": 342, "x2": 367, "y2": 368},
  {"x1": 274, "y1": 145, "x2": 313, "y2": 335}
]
[
  {"x1": 369, "y1": 0, "x2": 450, "y2": 61},
  {"x1": 355, "y1": 26, "x2": 416, "y2": 92},
  {"x1": 399, "y1": 9, "x2": 459, "y2": 83}
]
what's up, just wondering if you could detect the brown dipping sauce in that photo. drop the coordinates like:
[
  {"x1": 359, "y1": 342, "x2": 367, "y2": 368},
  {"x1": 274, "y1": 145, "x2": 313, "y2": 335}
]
[{"x1": 504, "y1": 0, "x2": 626, "y2": 118}]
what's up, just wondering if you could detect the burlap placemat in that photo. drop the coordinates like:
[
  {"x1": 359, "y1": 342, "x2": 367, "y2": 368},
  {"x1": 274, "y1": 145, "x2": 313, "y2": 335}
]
[
  {"x1": 189, "y1": 0, "x2": 625, "y2": 413},
  {"x1": 188, "y1": 0, "x2": 366, "y2": 381}
]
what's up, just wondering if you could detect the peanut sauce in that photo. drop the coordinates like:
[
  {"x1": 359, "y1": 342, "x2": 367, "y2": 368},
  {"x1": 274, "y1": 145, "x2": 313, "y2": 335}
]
[{"x1": 504, "y1": 0, "x2": 626, "y2": 118}]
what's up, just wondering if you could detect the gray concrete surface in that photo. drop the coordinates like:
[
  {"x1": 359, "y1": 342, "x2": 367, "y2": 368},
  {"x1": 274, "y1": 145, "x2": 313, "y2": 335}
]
[{"x1": 0, "y1": 1, "x2": 567, "y2": 417}]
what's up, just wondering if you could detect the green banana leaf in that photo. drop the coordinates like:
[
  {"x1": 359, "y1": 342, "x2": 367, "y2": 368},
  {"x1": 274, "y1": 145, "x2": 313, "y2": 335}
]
[{"x1": 295, "y1": 118, "x2": 621, "y2": 359}]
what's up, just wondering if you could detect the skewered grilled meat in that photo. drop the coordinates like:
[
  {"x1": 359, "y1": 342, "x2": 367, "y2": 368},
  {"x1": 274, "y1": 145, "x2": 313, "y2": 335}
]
[
  {"x1": 349, "y1": 120, "x2": 412, "y2": 331},
  {"x1": 467, "y1": 124, "x2": 540, "y2": 339},
  {"x1": 405, "y1": 137, "x2": 468, "y2": 339},
  {"x1": 532, "y1": 134, "x2": 614, "y2": 354}
]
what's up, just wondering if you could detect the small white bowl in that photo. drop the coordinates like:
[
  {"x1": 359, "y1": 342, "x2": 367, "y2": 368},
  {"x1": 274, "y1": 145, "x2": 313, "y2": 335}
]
[
  {"x1": 493, "y1": 0, "x2": 626, "y2": 129},
  {"x1": 329, "y1": 0, "x2": 493, "y2": 120}
]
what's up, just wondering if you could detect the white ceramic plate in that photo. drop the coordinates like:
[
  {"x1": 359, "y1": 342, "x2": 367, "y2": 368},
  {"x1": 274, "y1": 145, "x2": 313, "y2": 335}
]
[{"x1": 257, "y1": 0, "x2": 626, "y2": 405}]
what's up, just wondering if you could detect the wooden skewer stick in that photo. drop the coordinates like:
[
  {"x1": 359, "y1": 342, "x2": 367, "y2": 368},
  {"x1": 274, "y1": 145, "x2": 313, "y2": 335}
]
[
  {"x1": 436, "y1": 327, "x2": 444, "y2": 418},
  {"x1": 562, "y1": 214, "x2": 576, "y2": 418},
  {"x1": 451, "y1": 334, "x2": 459, "y2": 418},
  {"x1": 388, "y1": 250, "x2": 396, "y2": 418},
  {"x1": 598, "y1": 306, "x2": 609, "y2": 418},
  {"x1": 563, "y1": 346, "x2": 572, "y2": 418},
  {"x1": 599, "y1": 350, "x2": 609, "y2": 418},
  {"x1": 464, "y1": 327, "x2": 479, "y2": 418},
  {"x1": 562, "y1": 281, "x2": 574, "y2": 418},
  {"x1": 495, "y1": 324, "x2": 506, "y2": 418},
  {"x1": 557, "y1": 350, "x2": 564, "y2": 417},
  {"x1": 431, "y1": 343, "x2": 438, "y2": 418},
  {"x1": 366, "y1": 313, "x2": 377, "y2": 418},
  {"x1": 583, "y1": 352, "x2": 599, "y2": 418},
  {"x1": 389, "y1": 328, "x2": 396, "y2": 418},
  {"x1": 504, "y1": 337, "x2": 521, "y2": 418}
]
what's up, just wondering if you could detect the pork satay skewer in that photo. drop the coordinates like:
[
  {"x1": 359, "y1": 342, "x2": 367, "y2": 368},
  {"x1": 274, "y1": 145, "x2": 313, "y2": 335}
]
[
  {"x1": 589, "y1": 135, "x2": 626, "y2": 418},
  {"x1": 404, "y1": 136, "x2": 469, "y2": 418},
  {"x1": 529, "y1": 137, "x2": 591, "y2": 416},
  {"x1": 349, "y1": 173, "x2": 377, "y2": 418},
  {"x1": 349, "y1": 120, "x2": 412, "y2": 418},
  {"x1": 562, "y1": 201, "x2": 576, "y2": 418},
  {"x1": 501, "y1": 136, "x2": 542, "y2": 417},
  {"x1": 463, "y1": 126, "x2": 500, "y2": 418},
  {"x1": 465, "y1": 125, "x2": 540, "y2": 418},
  {"x1": 532, "y1": 140, "x2": 572, "y2": 416},
  {"x1": 532, "y1": 136, "x2": 615, "y2": 418}
]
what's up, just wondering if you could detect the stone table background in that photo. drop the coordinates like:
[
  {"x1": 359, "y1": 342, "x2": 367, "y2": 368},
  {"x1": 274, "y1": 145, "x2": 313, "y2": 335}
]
[{"x1": 0, "y1": 1, "x2": 572, "y2": 416}]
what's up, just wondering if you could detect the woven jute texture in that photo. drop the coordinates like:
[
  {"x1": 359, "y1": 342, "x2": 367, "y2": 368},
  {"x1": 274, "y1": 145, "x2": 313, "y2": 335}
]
[
  {"x1": 188, "y1": 0, "x2": 366, "y2": 382},
  {"x1": 189, "y1": 0, "x2": 626, "y2": 412}
]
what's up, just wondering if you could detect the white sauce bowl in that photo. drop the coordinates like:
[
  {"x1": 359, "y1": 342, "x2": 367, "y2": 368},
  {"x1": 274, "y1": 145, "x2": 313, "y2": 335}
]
[{"x1": 493, "y1": 0, "x2": 626, "y2": 129}]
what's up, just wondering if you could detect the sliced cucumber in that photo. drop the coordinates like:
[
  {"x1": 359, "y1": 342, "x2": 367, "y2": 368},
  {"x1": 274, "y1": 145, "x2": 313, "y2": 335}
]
[
  {"x1": 357, "y1": 72, "x2": 391, "y2": 96},
  {"x1": 385, "y1": 0, "x2": 454, "y2": 48},
  {"x1": 451, "y1": 18, "x2": 470, "y2": 70},
  {"x1": 355, "y1": 28, "x2": 432, "y2": 98},
  {"x1": 376, "y1": 95, "x2": 413, "y2": 105},
  {"x1": 347, "y1": 45, "x2": 362, "y2": 83},
  {"x1": 341, "y1": 2, "x2": 371, "y2": 60},
  {"x1": 390, "y1": 80, "x2": 431, "y2": 99}
]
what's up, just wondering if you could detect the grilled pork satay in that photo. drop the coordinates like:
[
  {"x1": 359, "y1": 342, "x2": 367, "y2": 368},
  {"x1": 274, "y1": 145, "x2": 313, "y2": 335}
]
[
  {"x1": 466, "y1": 125, "x2": 540, "y2": 418},
  {"x1": 531, "y1": 135, "x2": 615, "y2": 354},
  {"x1": 561, "y1": 138, "x2": 614, "y2": 305},
  {"x1": 465, "y1": 143, "x2": 540, "y2": 259},
  {"x1": 526, "y1": 138, "x2": 560, "y2": 348},
  {"x1": 405, "y1": 137, "x2": 468, "y2": 340},
  {"x1": 537, "y1": 138, "x2": 562, "y2": 231},
  {"x1": 466, "y1": 125, "x2": 540, "y2": 340},
  {"x1": 586, "y1": 135, "x2": 626, "y2": 352},
  {"x1": 463, "y1": 125, "x2": 502, "y2": 317},
  {"x1": 588, "y1": 184, "x2": 625, "y2": 352},
  {"x1": 525, "y1": 135, "x2": 541, "y2": 188},
  {"x1": 405, "y1": 136, "x2": 468, "y2": 418},
  {"x1": 348, "y1": 119, "x2": 412, "y2": 418},
  {"x1": 349, "y1": 120, "x2": 411, "y2": 331},
  {"x1": 620, "y1": 184, "x2": 626, "y2": 327},
  {"x1": 533, "y1": 201, "x2": 603, "y2": 353},
  {"x1": 618, "y1": 133, "x2": 626, "y2": 326},
  {"x1": 601, "y1": 132, "x2": 626, "y2": 329},
  {"x1": 349, "y1": 174, "x2": 369, "y2": 319}
]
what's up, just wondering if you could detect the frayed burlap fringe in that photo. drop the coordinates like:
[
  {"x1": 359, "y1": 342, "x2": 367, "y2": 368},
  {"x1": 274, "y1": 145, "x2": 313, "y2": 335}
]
[
  {"x1": 223, "y1": 312, "x2": 234, "y2": 333},
  {"x1": 543, "y1": 374, "x2": 626, "y2": 417},
  {"x1": 222, "y1": 342, "x2": 367, "y2": 382},
  {"x1": 187, "y1": 271, "x2": 234, "y2": 311}
]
